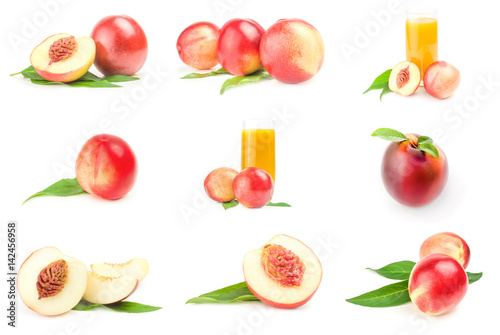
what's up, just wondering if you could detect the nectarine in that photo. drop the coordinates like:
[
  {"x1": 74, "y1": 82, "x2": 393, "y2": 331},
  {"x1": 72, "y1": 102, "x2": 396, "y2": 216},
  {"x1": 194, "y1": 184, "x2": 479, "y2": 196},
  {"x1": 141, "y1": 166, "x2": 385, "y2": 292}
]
[
  {"x1": 177, "y1": 22, "x2": 220, "y2": 70},
  {"x1": 260, "y1": 19, "x2": 325, "y2": 84},
  {"x1": 420, "y1": 232, "x2": 470, "y2": 268},
  {"x1": 204, "y1": 167, "x2": 238, "y2": 202},
  {"x1": 76, "y1": 134, "x2": 137, "y2": 200},
  {"x1": 424, "y1": 61, "x2": 460, "y2": 99},
  {"x1": 233, "y1": 167, "x2": 273, "y2": 208}
]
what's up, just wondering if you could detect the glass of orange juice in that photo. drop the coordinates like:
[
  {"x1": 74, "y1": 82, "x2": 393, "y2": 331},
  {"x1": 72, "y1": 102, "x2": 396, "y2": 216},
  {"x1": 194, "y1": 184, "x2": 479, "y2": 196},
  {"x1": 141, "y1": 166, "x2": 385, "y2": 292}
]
[
  {"x1": 241, "y1": 119, "x2": 275, "y2": 181},
  {"x1": 406, "y1": 9, "x2": 438, "y2": 85}
]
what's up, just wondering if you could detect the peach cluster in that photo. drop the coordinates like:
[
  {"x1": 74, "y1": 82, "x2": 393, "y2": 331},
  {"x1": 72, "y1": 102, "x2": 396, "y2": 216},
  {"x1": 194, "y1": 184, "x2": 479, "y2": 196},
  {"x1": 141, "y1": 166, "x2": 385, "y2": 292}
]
[
  {"x1": 18, "y1": 246, "x2": 149, "y2": 316},
  {"x1": 30, "y1": 15, "x2": 147, "y2": 82},
  {"x1": 389, "y1": 60, "x2": 460, "y2": 98},
  {"x1": 177, "y1": 18, "x2": 325, "y2": 84},
  {"x1": 409, "y1": 232, "x2": 471, "y2": 315},
  {"x1": 204, "y1": 167, "x2": 274, "y2": 208}
]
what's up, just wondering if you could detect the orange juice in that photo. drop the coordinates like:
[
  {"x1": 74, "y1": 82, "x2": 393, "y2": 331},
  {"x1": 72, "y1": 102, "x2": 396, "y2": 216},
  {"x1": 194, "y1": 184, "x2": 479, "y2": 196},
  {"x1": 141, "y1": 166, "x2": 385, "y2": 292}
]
[
  {"x1": 241, "y1": 129, "x2": 275, "y2": 180},
  {"x1": 406, "y1": 17, "x2": 438, "y2": 79}
]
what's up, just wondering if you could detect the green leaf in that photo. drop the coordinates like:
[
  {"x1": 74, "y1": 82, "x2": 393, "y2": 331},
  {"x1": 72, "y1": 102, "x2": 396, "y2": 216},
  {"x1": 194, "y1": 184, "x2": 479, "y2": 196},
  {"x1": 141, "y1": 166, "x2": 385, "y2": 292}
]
[
  {"x1": 266, "y1": 202, "x2": 292, "y2": 207},
  {"x1": 467, "y1": 272, "x2": 483, "y2": 284},
  {"x1": 63, "y1": 80, "x2": 121, "y2": 88},
  {"x1": 371, "y1": 128, "x2": 409, "y2": 142},
  {"x1": 222, "y1": 199, "x2": 239, "y2": 210},
  {"x1": 73, "y1": 300, "x2": 161, "y2": 313},
  {"x1": 72, "y1": 300, "x2": 101, "y2": 311},
  {"x1": 367, "y1": 261, "x2": 416, "y2": 280},
  {"x1": 380, "y1": 82, "x2": 392, "y2": 101},
  {"x1": 102, "y1": 75, "x2": 140, "y2": 83},
  {"x1": 11, "y1": 65, "x2": 45, "y2": 80},
  {"x1": 346, "y1": 280, "x2": 411, "y2": 308},
  {"x1": 417, "y1": 136, "x2": 433, "y2": 145},
  {"x1": 364, "y1": 69, "x2": 392, "y2": 94},
  {"x1": 12, "y1": 65, "x2": 138, "y2": 87},
  {"x1": 418, "y1": 142, "x2": 439, "y2": 158},
  {"x1": 186, "y1": 282, "x2": 260, "y2": 304},
  {"x1": 23, "y1": 177, "x2": 87, "y2": 204},
  {"x1": 220, "y1": 70, "x2": 272, "y2": 95},
  {"x1": 181, "y1": 67, "x2": 230, "y2": 79},
  {"x1": 101, "y1": 302, "x2": 162, "y2": 313}
]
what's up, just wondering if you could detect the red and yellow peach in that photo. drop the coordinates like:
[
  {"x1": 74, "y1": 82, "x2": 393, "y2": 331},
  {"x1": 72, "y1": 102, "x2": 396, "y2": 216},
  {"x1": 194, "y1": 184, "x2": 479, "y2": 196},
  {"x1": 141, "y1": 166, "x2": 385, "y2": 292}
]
[
  {"x1": 233, "y1": 167, "x2": 274, "y2": 208},
  {"x1": 177, "y1": 22, "x2": 220, "y2": 70},
  {"x1": 204, "y1": 167, "x2": 238, "y2": 202},
  {"x1": 76, "y1": 134, "x2": 138, "y2": 200},
  {"x1": 217, "y1": 19, "x2": 265, "y2": 76},
  {"x1": 420, "y1": 232, "x2": 470, "y2": 269},
  {"x1": 409, "y1": 253, "x2": 468, "y2": 315},
  {"x1": 382, "y1": 134, "x2": 448, "y2": 207},
  {"x1": 424, "y1": 61, "x2": 460, "y2": 99},
  {"x1": 260, "y1": 19, "x2": 325, "y2": 84}
]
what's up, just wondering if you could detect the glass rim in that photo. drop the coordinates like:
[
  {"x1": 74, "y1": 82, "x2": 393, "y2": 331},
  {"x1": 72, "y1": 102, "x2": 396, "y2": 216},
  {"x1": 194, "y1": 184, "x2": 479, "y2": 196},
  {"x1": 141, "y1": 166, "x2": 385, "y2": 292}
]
[
  {"x1": 405, "y1": 8, "x2": 437, "y2": 15},
  {"x1": 242, "y1": 118, "x2": 275, "y2": 129}
]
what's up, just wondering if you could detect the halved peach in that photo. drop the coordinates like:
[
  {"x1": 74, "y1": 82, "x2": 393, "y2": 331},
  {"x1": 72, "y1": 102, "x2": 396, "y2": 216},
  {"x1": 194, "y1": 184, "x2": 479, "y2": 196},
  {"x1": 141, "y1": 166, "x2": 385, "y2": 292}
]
[
  {"x1": 83, "y1": 272, "x2": 138, "y2": 304},
  {"x1": 30, "y1": 33, "x2": 95, "y2": 82},
  {"x1": 90, "y1": 258, "x2": 149, "y2": 282},
  {"x1": 388, "y1": 61, "x2": 420, "y2": 96},
  {"x1": 243, "y1": 234, "x2": 322, "y2": 309},
  {"x1": 18, "y1": 246, "x2": 88, "y2": 316}
]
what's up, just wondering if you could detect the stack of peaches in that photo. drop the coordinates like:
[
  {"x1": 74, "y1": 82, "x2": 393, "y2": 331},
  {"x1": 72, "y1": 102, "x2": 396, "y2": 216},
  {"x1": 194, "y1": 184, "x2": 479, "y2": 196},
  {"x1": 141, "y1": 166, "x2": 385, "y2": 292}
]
[{"x1": 177, "y1": 18, "x2": 325, "y2": 84}]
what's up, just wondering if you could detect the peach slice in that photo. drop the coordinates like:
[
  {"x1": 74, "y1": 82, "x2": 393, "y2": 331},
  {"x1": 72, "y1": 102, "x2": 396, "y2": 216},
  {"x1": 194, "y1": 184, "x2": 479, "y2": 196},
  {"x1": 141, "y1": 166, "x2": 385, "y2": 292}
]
[
  {"x1": 388, "y1": 61, "x2": 420, "y2": 96},
  {"x1": 18, "y1": 247, "x2": 88, "y2": 316},
  {"x1": 83, "y1": 272, "x2": 138, "y2": 304},
  {"x1": 243, "y1": 234, "x2": 322, "y2": 308},
  {"x1": 90, "y1": 258, "x2": 149, "y2": 282},
  {"x1": 30, "y1": 33, "x2": 95, "y2": 82}
]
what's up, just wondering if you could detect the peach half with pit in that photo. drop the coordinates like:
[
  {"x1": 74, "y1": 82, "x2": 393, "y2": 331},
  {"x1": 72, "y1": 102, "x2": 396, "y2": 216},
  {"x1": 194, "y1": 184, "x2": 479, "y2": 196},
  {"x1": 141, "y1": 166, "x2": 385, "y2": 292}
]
[
  {"x1": 243, "y1": 234, "x2": 322, "y2": 308},
  {"x1": 18, "y1": 247, "x2": 88, "y2": 316},
  {"x1": 90, "y1": 258, "x2": 149, "y2": 282},
  {"x1": 388, "y1": 61, "x2": 420, "y2": 96},
  {"x1": 30, "y1": 33, "x2": 95, "y2": 82},
  {"x1": 420, "y1": 232, "x2": 470, "y2": 269},
  {"x1": 83, "y1": 272, "x2": 138, "y2": 305}
]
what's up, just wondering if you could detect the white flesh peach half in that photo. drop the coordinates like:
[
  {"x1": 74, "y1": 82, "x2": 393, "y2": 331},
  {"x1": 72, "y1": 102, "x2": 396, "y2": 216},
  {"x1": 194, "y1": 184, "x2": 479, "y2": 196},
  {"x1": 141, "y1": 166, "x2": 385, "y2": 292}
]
[
  {"x1": 17, "y1": 246, "x2": 88, "y2": 316},
  {"x1": 388, "y1": 61, "x2": 420, "y2": 96},
  {"x1": 243, "y1": 234, "x2": 322, "y2": 308},
  {"x1": 90, "y1": 258, "x2": 149, "y2": 282},
  {"x1": 83, "y1": 272, "x2": 138, "y2": 304},
  {"x1": 30, "y1": 33, "x2": 96, "y2": 82}
]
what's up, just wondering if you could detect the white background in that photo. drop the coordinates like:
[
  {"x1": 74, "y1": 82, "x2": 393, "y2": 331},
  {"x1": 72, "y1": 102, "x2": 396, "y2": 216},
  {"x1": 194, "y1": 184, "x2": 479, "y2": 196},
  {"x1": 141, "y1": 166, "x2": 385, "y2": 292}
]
[{"x1": 1, "y1": 0, "x2": 499, "y2": 334}]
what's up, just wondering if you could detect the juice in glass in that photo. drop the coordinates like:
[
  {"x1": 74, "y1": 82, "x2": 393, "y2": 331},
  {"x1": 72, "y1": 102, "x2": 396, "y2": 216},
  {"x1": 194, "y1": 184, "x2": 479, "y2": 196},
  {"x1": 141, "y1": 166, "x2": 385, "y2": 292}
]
[
  {"x1": 406, "y1": 10, "x2": 438, "y2": 81},
  {"x1": 241, "y1": 120, "x2": 275, "y2": 181}
]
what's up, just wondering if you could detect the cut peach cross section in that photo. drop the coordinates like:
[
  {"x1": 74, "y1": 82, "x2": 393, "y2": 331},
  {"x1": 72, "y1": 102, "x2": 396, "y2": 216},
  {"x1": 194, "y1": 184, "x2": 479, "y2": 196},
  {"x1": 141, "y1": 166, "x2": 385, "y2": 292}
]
[
  {"x1": 243, "y1": 234, "x2": 322, "y2": 308},
  {"x1": 18, "y1": 246, "x2": 88, "y2": 316},
  {"x1": 30, "y1": 33, "x2": 96, "y2": 82}
]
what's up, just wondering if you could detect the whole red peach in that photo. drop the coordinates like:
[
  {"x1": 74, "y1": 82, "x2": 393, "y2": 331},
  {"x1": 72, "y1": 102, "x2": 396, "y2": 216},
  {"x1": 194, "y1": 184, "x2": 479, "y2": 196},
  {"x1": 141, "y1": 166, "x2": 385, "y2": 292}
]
[
  {"x1": 76, "y1": 134, "x2": 137, "y2": 200},
  {"x1": 260, "y1": 19, "x2": 325, "y2": 84},
  {"x1": 409, "y1": 253, "x2": 468, "y2": 316},
  {"x1": 382, "y1": 134, "x2": 448, "y2": 207},
  {"x1": 424, "y1": 61, "x2": 460, "y2": 99},
  {"x1": 177, "y1": 22, "x2": 220, "y2": 70},
  {"x1": 217, "y1": 19, "x2": 265, "y2": 76},
  {"x1": 91, "y1": 15, "x2": 148, "y2": 76},
  {"x1": 204, "y1": 167, "x2": 238, "y2": 202},
  {"x1": 420, "y1": 232, "x2": 470, "y2": 268},
  {"x1": 233, "y1": 167, "x2": 273, "y2": 208}
]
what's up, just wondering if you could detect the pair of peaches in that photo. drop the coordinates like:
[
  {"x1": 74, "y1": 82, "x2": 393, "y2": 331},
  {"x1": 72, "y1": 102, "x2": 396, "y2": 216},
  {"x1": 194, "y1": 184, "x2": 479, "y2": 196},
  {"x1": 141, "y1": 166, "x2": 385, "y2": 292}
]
[
  {"x1": 389, "y1": 60, "x2": 460, "y2": 99},
  {"x1": 177, "y1": 18, "x2": 325, "y2": 84},
  {"x1": 30, "y1": 15, "x2": 147, "y2": 82}
]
